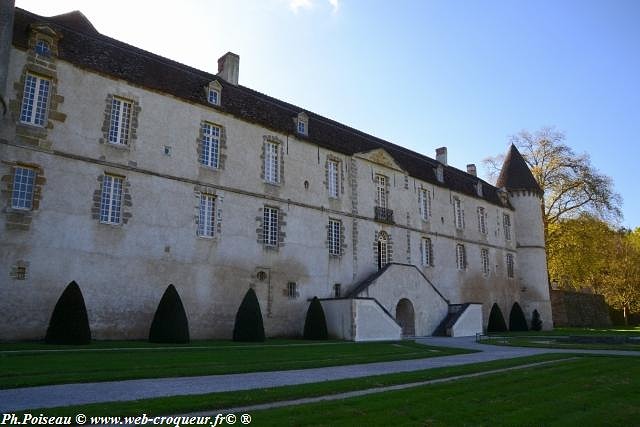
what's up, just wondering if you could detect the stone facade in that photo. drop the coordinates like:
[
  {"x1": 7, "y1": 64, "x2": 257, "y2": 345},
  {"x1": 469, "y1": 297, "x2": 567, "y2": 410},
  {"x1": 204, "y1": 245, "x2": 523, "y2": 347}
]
[{"x1": 0, "y1": 7, "x2": 553, "y2": 341}]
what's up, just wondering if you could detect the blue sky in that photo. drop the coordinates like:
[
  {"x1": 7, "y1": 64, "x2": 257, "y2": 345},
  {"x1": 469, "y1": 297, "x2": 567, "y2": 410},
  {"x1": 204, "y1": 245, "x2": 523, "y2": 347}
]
[{"x1": 16, "y1": 0, "x2": 640, "y2": 227}]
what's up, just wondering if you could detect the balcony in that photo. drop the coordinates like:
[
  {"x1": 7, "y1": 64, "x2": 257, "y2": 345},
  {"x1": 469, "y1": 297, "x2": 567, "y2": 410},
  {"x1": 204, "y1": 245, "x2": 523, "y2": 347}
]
[{"x1": 374, "y1": 206, "x2": 394, "y2": 224}]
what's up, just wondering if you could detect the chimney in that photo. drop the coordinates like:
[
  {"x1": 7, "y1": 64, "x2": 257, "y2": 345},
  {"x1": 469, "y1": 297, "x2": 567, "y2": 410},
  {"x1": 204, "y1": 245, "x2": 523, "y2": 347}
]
[
  {"x1": 436, "y1": 147, "x2": 447, "y2": 165},
  {"x1": 466, "y1": 164, "x2": 477, "y2": 176},
  {"x1": 217, "y1": 52, "x2": 239, "y2": 86},
  {"x1": 0, "y1": 0, "x2": 15, "y2": 116}
]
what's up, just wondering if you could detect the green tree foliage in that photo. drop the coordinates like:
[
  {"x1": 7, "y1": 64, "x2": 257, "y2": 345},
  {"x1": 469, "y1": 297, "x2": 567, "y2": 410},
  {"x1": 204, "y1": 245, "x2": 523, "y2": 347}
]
[
  {"x1": 233, "y1": 288, "x2": 265, "y2": 342},
  {"x1": 531, "y1": 309, "x2": 543, "y2": 331},
  {"x1": 487, "y1": 303, "x2": 508, "y2": 333},
  {"x1": 509, "y1": 302, "x2": 528, "y2": 331},
  {"x1": 149, "y1": 284, "x2": 190, "y2": 344},
  {"x1": 303, "y1": 297, "x2": 328, "y2": 340},
  {"x1": 45, "y1": 281, "x2": 91, "y2": 345}
]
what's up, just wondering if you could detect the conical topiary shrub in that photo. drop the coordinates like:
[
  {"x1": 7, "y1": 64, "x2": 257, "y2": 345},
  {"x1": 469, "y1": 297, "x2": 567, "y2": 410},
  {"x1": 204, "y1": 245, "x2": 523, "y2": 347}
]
[
  {"x1": 531, "y1": 309, "x2": 543, "y2": 331},
  {"x1": 149, "y1": 284, "x2": 190, "y2": 343},
  {"x1": 509, "y1": 302, "x2": 529, "y2": 331},
  {"x1": 303, "y1": 297, "x2": 328, "y2": 340},
  {"x1": 487, "y1": 303, "x2": 508, "y2": 333},
  {"x1": 233, "y1": 288, "x2": 265, "y2": 342},
  {"x1": 45, "y1": 281, "x2": 91, "y2": 344}
]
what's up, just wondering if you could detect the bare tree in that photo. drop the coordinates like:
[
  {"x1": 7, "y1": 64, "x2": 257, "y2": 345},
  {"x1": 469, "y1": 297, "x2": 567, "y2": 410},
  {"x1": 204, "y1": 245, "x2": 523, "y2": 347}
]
[{"x1": 484, "y1": 127, "x2": 622, "y2": 240}]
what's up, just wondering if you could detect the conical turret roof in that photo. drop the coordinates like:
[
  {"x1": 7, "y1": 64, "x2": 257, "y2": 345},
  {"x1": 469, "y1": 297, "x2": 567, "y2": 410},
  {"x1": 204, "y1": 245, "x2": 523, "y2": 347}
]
[{"x1": 496, "y1": 144, "x2": 542, "y2": 193}]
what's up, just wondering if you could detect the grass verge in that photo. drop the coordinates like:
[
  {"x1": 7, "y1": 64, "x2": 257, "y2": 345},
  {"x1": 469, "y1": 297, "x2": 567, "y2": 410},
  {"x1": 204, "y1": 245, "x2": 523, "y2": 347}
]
[{"x1": 0, "y1": 340, "x2": 470, "y2": 389}]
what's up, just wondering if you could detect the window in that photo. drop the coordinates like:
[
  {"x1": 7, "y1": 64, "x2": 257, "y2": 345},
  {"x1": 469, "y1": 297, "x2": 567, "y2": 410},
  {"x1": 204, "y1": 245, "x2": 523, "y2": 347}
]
[
  {"x1": 263, "y1": 207, "x2": 279, "y2": 246},
  {"x1": 11, "y1": 166, "x2": 36, "y2": 210},
  {"x1": 377, "y1": 232, "x2": 389, "y2": 270},
  {"x1": 333, "y1": 283, "x2": 341, "y2": 298},
  {"x1": 108, "y1": 97, "x2": 133, "y2": 145},
  {"x1": 297, "y1": 112, "x2": 308, "y2": 136},
  {"x1": 35, "y1": 39, "x2": 51, "y2": 57},
  {"x1": 264, "y1": 141, "x2": 280, "y2": 184},
  {"x1": 208, "y1": 88, "x2": 220, "y2": 105},
  {"x1": 297, "y1": 121, "x2": 305, "y2": 134},
  {"x1": 197, "y1": 194, "x2": 216, "y2": 237},
  {"x1": 456, "y1": 244, "x2": 466, "y2": 270},
  {"x1": 200, "y1": 122, "x2": 221, "y2": 168},
  {"x1": 100, "y1": 174, "x2": 123, "y2": 224},
  {"x1": 328, "y1": 160, "x2": 339, "y2": 198},
  {"x1": 506, "y1": 253, "x2": 515, "y2": 278},
  {"x1": 477, "y1": 207, "x2": 487, "y2": 234},
  {"x1": 453, "y1": 197, "x2": 464, "y2": 229},
  {"x1": 15, "y1": 266, "x2": 27, "y2": 280},
  {"x1": 503, "y1": 213, "x2": 512, "y2": 241},
  {"x1": 421, "y1": 237, "x2": 433, "y2": 267},
  {"x1": 376, "y1": 175, "x2": 388, "y2": 209},
  {"x1": 20, "y1": 73, "x2": 50, "y2": 126},
  {"x1": 287, "y1": 282, "x2": 298, "y2": 299},
  {"x1": 481, "y1": 248, "x2": 490, "y2": 275},
  {"x1": 419, "y1": 189, "x2": 431, "y2": 220},
  {"x1": 328, "y1": 219, "x2": 341, "y2": 256}
]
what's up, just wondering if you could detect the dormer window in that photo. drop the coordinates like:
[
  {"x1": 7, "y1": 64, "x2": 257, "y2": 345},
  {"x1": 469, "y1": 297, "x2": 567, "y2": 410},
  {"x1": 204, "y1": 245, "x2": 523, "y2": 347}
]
[
  {"x1": 436, "y1": 165, "x2": 444, "y2": 183},
  {"x1": 35, "y1": 39, "x2": 51, "y2": 58},
  {"x1": 476, "y1": 181, "x2": 483, "y2": 197},
  {"x1": 296, "y1": 112, "x2": 308, "y2": 136},
  {"x1": 206, "y1": 80, "x2": 222, "y2": 106}
]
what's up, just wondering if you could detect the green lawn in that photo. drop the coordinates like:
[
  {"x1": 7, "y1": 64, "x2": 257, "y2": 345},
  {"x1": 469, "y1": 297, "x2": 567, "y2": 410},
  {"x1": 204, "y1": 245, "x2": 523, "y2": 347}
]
[
  {"x1": 0, "y1": 340, "x2": 470, "y2": 389},
  {"x1": 483, "y1": 336, "x2": 640, "y2": 351},
  {"x1": 251, "y1": 356, "x2": 640, "y2": 426},
  {"x1": 19, "y1": 354, "x2": 573, "y2": 418},
  {"x1": 488, "y1": 326, "x2": 640, "y2": 337}
]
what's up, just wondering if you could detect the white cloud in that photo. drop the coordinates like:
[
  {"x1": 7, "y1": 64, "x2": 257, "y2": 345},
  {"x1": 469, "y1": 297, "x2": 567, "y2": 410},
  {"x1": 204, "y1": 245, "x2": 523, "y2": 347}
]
[
  {"x1": 328, "y1": 0, "x2": 339, "y2": 13},
  {"x1": 289, "y1": 0, "x2": 313, "y2": 13}
]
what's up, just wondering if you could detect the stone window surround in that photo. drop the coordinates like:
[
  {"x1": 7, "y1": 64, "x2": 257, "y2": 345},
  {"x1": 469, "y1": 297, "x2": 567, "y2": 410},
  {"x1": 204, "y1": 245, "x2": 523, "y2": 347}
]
[
  {"x1": 206, "y1": 80, "x2": 222, "y2": 106},
  {"x1": 420, "y1": 236, "x2": 434, "y2": 267},
  {"x1": 256, "y1": 205, "x2": 287, "y2": 250},
  {"x1": 295, "y1": 112, "x2": 308, "y2": 136},
  {"x1": 326, "y1": 217, "x2": 347, "y2": 257},
  {"x1": 91, "y1": 172, "x2": 132, "y2": 226},
  {"x1": 453, "y1": 196, "x2": 465, "y2": 229},
  {"x1": 324, "y1": 154, "x2": 345, "y2": 199},
  {"x1": 374, "y1": 173, "x2": 390, "y2": 209},
  {"x1": 503, "y1": 213, "x2": 512, "y2": 241},
  {"x1": 373, "y1": 230, "x2": 393, "y2": 267},
  {"x1": 194, "y1": 185, "x2": 223, "y2": 238},
  {"x1": 456, "y1": 243, "x2": 467, "y2": 270},
  {"x1": 481, "y1": 247, "x2": 490, "y2": 275},
  {"x1": 197, "y1": 121, "x2": 227, "y2": 171},
  {"x1": 9, "y1": 260, "x2": 30, "y2": 280},
  {"x1": 506, "y1": 253, "x2": 515, "y2": 278},
  {"x1": 260, "y1": 135, "x2": 285, "y2": 186},
  {"x1": 419, "y1": 187, "x2": 432, "y2": 221},
  {"x1": 1, "y1": 161, "x2": 46, "y2": 231},
  {"x1": 99, "y1": 93, "x2": 141, "y2": 150},
  {"x1": 477, "y1": 206, "x2": 487, "y2": 235}
]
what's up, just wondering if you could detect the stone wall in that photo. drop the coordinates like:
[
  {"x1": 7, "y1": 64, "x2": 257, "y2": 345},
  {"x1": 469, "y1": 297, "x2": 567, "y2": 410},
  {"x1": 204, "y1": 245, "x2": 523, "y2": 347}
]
[{"x1": 551, "y1": 289, "x2": 612, "y2": 328}]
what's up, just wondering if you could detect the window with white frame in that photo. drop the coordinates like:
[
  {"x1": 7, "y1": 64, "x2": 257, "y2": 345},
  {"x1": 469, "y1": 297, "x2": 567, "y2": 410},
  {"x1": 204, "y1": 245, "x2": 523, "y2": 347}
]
[
  {"x1": 328, "y1": 160, "x2": 339, "y2": 198},
  {"x1": 419, "y1": 188, "x2": 431, "y2": 221},
  {"x1": 208, "y1": 87, "x2": 220, "y2": 105},
  {"x1": 453, "y1": 197, "x2": 464, "y2": 229},
  {"x1": 264, "y1": 141, "x2": 280, "y2": 184},
  {"x1": 481, "y1": 248, "x2": 490, "y2": 275},
  {"x1": 297, "y1": 120, "x2": 305, "y2": 134},
  {"x1": 421, "y1": 237, "x2": 433, "y2": 267},
  {"x1": 377, "y1": 232, "x2": 390, "y2": 270},
  {"x1": 287, "y1": 282, "x2": 298, "y2": 299},
  {"x1": 456, "y1": 244, "x2": 466, "y2": 270},
  {"x1": 477, "y1": 206, "x2": 487, "y2": 234},
  {"x1": 108, "y1": 97, "x2": 133, "y2": 145},
  {"x1": 200, "y1": 122, "x2": 221, "y2": 168},
  {"x1": 503, "y1": 213, "x2": 512, "y2": 241},
  {"x1": 100, "y1": 174, "x2": 123, "y2": 224},
  {"x1": 263, "y1": 206, "x2": 279, "y2": 246},
  {"x1": 35, "y1": 39, "x2": 51, "y2": 57},
  {"x1": 11, "y1": 166, "x2": 36, "y2": 210},
  {"x1": 20, "y1": 73, "x2": 50, "y2": 126},
  {"x1": 297, "y1": 112, "x2": 308, "y2": 136},
  {"x1": 197, "y1": 193, "x2": 216, "y2": 237},
  {"x1": 506, "y1": 253, "x2": 515, "y2": 278},
  {"x1": 328, "y1": 219, "x2": 341, "y2": 256},
  {"x1": 376, "y1": 175, "x2": 388, "y2": 209}
]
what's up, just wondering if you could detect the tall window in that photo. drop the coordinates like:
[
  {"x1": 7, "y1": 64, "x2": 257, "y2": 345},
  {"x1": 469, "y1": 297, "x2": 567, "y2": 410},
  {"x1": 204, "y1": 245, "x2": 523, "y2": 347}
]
[
  {"x1": 503, "y1": 213, "x2": 512, "y2": 241},
  {"x1": 481, "y1": 248, "x2": 490, "y2": 275},
  {"x1": 477, "y1": 207, "x2": 487, "y2": 234},
  {"x1": 456, "y1": 244, "x2": 466, "y2": 270},
  {"x1": 333, "y1": 283, "x2": 342, "y2": 298},
  {"x1": 200, "y1": 122, "x2": 220, "y2": 168},
  {"x1": 263, "y1": 207, "x2": 279, "y2": 246},
  {"x1": 20, "y1": 73, "x2": 50, "y2": 126},
  {"x1": 506, "y1": 253, "x2": 515, "y2": 278},
  {"x1": 208, "y1": 88, "x2": 220, "y2": 105},
  {"x1": 419, "y1": 189, "x2": 431, "y2": 221},
  {"x1": 11, "y1": 166, "x2": 36, "y2": 210},
  {"x1": 197, "y1": 194, "x2": 216, "y2": 237},
  {"x1": 297, "y1": 121, "x2": 305, "y2": 134},
  {"x1": 264, "y1": 141, "x2": 279, "y2": 184},
  {"x1": 328, "y1": 160, "x2": 339, "y2": 198},
  {"x1": 376, "y1": 175, "x2": 388, "y2": 209},
  {"x1": 421, "y1": 237, "x2": 433, "y2": 267},
  {"x1": 453, "y1": 197, "x2": 464, "y2": 229},
  {"x1": 100, "y1": 174, "x2": 123, "y2": 224},
  {"x1": 328, "y1": 219, "x2": 341, "y2": 256},
  {"x1": 377, "y1": 232, "x2": 390, "y2": 270},
  {"x1": 287, "y1": 282, "x2": 298, "y2": 299},
  {"x1": 108, "y1": 97, "x2": 133, "y2": 145}
]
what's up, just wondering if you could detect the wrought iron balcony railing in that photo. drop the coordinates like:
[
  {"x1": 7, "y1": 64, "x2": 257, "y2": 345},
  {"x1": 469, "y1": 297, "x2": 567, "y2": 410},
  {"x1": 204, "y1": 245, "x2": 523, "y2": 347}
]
[{"x1": 374, "y1": 206, "x2": 394, "y2": 224}]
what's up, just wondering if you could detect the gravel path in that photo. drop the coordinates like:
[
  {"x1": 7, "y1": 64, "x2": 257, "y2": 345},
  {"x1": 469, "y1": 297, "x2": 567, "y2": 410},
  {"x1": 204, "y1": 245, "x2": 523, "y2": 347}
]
[{"x1": 1, "y1": 336, "x2": 638, "y2": 412}]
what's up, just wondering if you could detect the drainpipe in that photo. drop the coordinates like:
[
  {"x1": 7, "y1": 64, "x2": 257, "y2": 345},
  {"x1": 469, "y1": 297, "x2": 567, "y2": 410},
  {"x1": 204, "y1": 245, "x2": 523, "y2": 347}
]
[{"x1": 0, "y1": 0, "x2": 16, "y2": 117}]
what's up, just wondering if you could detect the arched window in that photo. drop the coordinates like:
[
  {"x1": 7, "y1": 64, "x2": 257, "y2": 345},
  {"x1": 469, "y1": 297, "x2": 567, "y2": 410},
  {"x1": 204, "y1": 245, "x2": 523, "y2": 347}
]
[{"x1": 377, "y1": 231, "x2": 389, "y2": 270}]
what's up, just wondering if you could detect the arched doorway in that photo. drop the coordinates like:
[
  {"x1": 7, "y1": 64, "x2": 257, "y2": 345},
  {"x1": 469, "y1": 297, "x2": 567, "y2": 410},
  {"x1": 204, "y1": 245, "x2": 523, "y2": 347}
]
[{"x1": 396, "y1": 298, "x2": 415, "y2": 336}]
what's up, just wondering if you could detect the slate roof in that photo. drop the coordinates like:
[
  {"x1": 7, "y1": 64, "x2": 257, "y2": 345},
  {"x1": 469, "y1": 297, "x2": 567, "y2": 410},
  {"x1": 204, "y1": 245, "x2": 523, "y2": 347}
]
[
  {"x1": 496, "y1": 144, "x2": 542, "y2": 193},
  {"x1": 12, "y1": 7, "x2": 512, "y2": 208}
]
